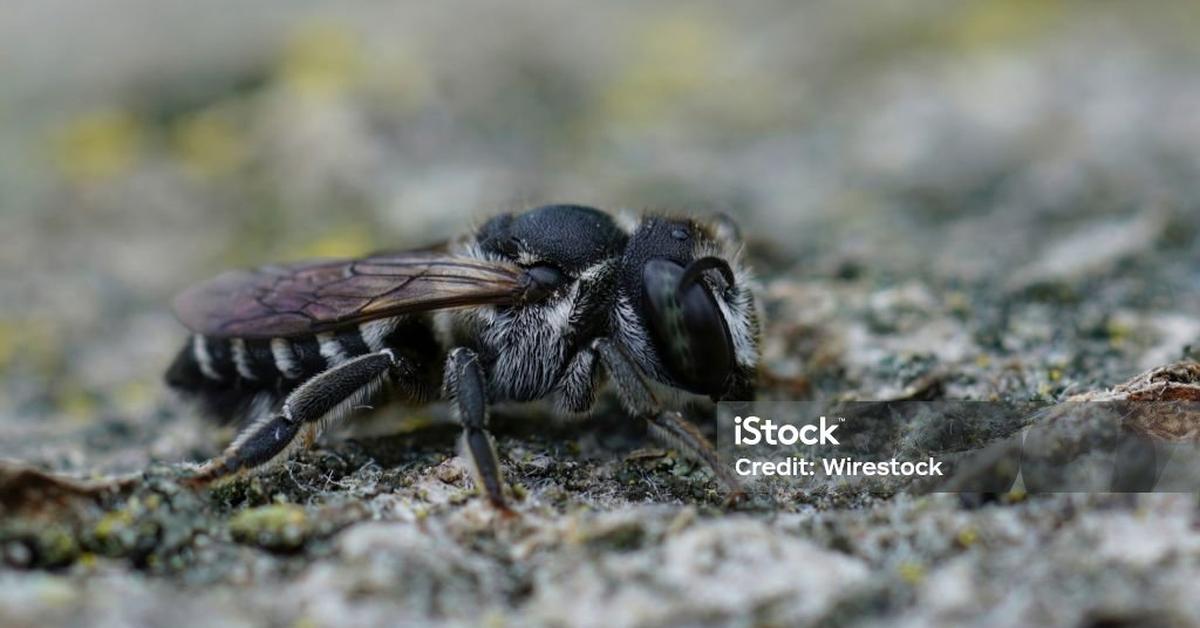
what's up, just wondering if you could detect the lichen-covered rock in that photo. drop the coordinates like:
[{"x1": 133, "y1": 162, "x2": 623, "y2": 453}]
[
  {"x1": 4, "y1": 2, "x2": 1200, "y2": 626},
  {"x1": 229, "y1": 504, "x2": 311, "y2": 551},
  {"x1": 528, "y1": 516, "x2": 870, "y2": 627}
]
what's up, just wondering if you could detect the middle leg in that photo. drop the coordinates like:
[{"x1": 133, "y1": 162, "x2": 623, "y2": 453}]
[{"x1": 443, "y1": 347, "x2": 510, "y2": 511}]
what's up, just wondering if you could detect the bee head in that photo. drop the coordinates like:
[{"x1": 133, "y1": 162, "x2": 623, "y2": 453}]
[{"x1": 619, "y1": 214, "x2": 759, "y2": 400}]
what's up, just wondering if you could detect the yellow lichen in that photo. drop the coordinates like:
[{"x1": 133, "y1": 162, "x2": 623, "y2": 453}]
[
  {"x1": 946, "y1": 0, "x2": 1065, "y2": 51},
  {"x1": 50, "y1": 109, "x2": 142, "y2": 183},
  {"x1": 600, "y1": 11, "x2": 726, "y2": 127},
  {"x1": 59, "y1": 385, "x2": 99, "y2": 423},
  {"x1": 898, "y1": 561, "x2": 926, "y2": 584},
  {"x1": 171, "y1": 106, "x2": 247, "y2": 178},
  {"x1": 115, "y1": 380, "x2": 156, "y2": 417},
  {"x1": 278, "y1": 20, "x2": 363, "y2": 99},
  {"x1": 1106, "y1": 320, "x2": 1132, "y2": 348},
  {"x1": 295, "y1": 225, "x2": 376, "y2": 260},
  {"x1": 37, "y1": 525, "x2": 80, "y2": 567},
  {"x1": 945, "y1": 291, "x2": 971, "y2": 315},
  {"x1": 229, "y1": 503, "x2": 311, "y2": 550},
  {"x1": 94, "y1": 509, "x2": 135, "y2": 542}
]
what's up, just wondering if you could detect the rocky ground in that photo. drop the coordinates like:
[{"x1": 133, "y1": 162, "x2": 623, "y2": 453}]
[{"x1": 3, "y1": 2, "x2": 1200, "y2": 627}]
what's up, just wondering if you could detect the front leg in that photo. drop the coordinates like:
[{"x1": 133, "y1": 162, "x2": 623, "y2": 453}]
[
  {"x1": 554, "y1": 347, "x2": 601, "y2": 415},
  {"x1": 443, "y1": 347, "x2": 510, "y2": 511},
  {"x1": 592, "y1": 338, "x2": 744, "y2": 499}
]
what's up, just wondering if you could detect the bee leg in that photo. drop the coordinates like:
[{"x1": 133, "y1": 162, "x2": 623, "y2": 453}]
[
  {"x1": 188, "y1": 349, "x2": 402, "y2": 484},
  {"x1": 592, "y1": 338, "x2": 745, "y2": 501},
  {"x1": 443, "y1": 347, "x2": 511, "y2": 513},
  {"x1": 554, "y1": 348, "x2": 601, "y2": 415},
  {"x1": 185, "y1": 414, "x2": 302, "y2": 486}
]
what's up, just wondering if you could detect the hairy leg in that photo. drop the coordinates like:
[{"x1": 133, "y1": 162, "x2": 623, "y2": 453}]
[
  {"x1": 443, "y1": 347, "x2": 510, "y2": 511},
  {"x1": 187, "y1": 349, "x2": 407, "y2": 484},
  {"x1": 554, "y1": 346, "x2": 601, "y2": 415},
  {"x1": 592, "y1": 338, "x2": 744, "y2": 500}
]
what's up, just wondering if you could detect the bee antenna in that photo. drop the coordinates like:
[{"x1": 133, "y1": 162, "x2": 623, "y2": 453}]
[{"x1": 677, "y1": 257, "x2": 735, "y2": 295}]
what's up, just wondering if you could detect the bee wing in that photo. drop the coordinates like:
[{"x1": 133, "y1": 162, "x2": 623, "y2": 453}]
[{"x1": 173, "y1": 252, "x2": 523, "y2": 338}]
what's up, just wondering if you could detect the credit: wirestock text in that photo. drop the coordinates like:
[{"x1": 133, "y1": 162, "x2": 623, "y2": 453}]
[{"x1": 734, "y1": 457, "x2": 943, "y2": 477}]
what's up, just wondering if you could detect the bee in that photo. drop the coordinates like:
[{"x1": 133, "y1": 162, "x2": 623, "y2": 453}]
[{"x1": 166, "y1": 204, "x2": 760, "y2": 509}]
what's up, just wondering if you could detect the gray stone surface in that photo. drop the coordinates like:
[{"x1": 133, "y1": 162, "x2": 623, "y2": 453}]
[{"x1": 3, "y1": 2, "x2": 1200, "y2": 626}]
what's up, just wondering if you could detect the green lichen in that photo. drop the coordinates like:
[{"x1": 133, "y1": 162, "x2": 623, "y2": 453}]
[
  {"x1": 36, "y1": 525, "x2": 81, "y2": 568},
  {"x1": 0, "y1": 522, "x2": 81, "y2": 568},
  {"x1": 228, "y1": 503, "x2": 311, "y2": 551}
]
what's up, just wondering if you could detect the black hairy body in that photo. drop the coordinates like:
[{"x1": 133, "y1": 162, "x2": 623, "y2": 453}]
[{"x1": 166, "y1": 204, "x2": 760, "y2": 509}]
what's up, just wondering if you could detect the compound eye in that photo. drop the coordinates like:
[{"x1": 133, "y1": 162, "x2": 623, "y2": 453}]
[
  {"x1": 641, "y1": 258, "x2": 734, "y2": 395},
  {"x1": 519, "y1": 264, "x2": 566, "y2": 303}
]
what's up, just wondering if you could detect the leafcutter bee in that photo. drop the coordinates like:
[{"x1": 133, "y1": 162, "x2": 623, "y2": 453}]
[{"x1": 166, "y1": 204, "x2": 760, "y2": 509}]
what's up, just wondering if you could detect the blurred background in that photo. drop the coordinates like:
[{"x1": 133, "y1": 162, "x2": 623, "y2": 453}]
[{"x1": 3, "y1": 0, "x2": 1200, "y2": 472}]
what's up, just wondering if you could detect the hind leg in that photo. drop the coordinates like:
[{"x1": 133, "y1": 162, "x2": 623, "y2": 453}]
[{"x1": 188, "y1": 349, "x2": 412, "y2": 484}]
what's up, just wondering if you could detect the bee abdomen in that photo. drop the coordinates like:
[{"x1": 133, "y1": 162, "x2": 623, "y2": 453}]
[
  {"x1": 166, "y1": 335, "x2": 234, "y2": 390},
  {"x1": 167, "y1": 322, "x2": 397, "y2": 393}
]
